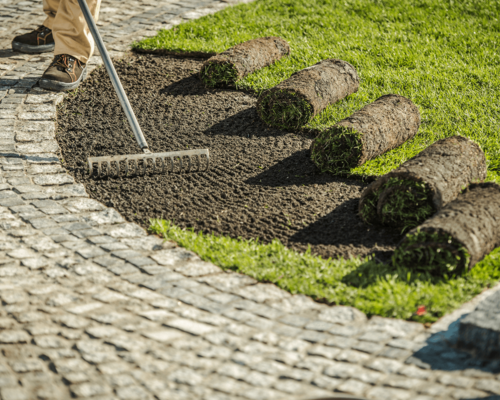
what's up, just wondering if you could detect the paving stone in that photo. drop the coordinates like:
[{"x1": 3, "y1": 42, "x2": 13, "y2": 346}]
[
  {"x1": 366, "y1": 358, "x2": 404, "y2": 374},
  {"x1": 475, "y1": 379, "x2": 500, "y2": 394},
  {"x1": 165, "y1": 318, "x2": 216, "y2": 336},
  {"x1": 353, "y1": 340, "x2": 384, "y2": 354},
  {"x1": 70, "y1": 381, "x2": 112, "y2": 397},
  {"x1": 103, "y1": 223, "x2": 147, "y2": 238},
  {"x1": 0, "y1": 387, "x2": 30, "y2": 400},
  {"x1": 337, "y1": 379, "x2": 370, "y2": 396},
  {"x1": 76, "y1": 246, "x2": 107, "y2": 259},
  {"x1": 8, "y1": 359, "x2": 44, "y2": 373},
  {"x1": 366, "y1": 386, "x2": 412, "y2": 400},
  {"x1": 0, "y1": 330, "x2": 30, "y2": 343}
]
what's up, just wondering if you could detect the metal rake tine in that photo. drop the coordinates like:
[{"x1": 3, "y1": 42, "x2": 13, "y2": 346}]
[
  {"x1": 160, "y1": 157, "x2": 165, "y2": 174},
  {"x1": 134, "y1": 159, "x2": 138, "y2": 175},
  {"x1": 115, "y1": 160, "x2": 120, "y2": 177},
  {"x1": 125, "y1": 159, "x2": 129, "y2": 176},
  {"x1": 187, "y1": 156, "x2": 192, "y2": 172},
  {"x1": 152, "y1": 157, "x2": 157, "y2": 174},
  {"x1": 106, "y1": 161, "x2": 111, "y2": 177},
  {"x1": 97, "y1": 161, "x2": 102, "y2": 177},
  {"x1": 169, "y1": 157, "x2": 174, "y2": 173},
  {"x1": 89, "y1": 161, "x2": 94, "y2": 176},
  {"x1": 179, "y1": 156, "x2": 183, "y2": 173}
]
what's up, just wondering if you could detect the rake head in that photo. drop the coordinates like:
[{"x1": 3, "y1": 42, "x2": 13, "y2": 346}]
[{"x1": 88, "y1": 149, "x2": 209, "y2": 178}]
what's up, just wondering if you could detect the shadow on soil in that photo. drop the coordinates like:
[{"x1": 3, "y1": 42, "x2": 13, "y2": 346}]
[
  {"x1": 159, "y1": 73, "x2": 211, "y2": 96},
  {"x1": 288, "y1": 198, "x2": 399, "y2": 261}
]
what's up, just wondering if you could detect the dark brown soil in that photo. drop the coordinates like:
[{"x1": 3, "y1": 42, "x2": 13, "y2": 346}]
[{"x1": 56, "y1": 54, "x2": 400, "y2": 260}]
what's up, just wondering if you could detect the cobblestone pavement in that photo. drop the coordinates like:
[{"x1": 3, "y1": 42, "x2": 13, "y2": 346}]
[{"x1": 0, "y1": 1, "x2": 499, "y2": 399}]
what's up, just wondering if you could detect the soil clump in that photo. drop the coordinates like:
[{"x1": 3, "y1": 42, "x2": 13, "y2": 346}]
[{"x1": 57, "y1": 54, "x2": 399, "y2": 261}]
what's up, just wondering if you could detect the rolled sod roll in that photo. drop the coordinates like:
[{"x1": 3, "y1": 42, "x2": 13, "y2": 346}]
[
  {"x1": 358, "y1": 136, "x2": 487, "y2": 230},
  {"x1": 199, "y1": 37, "x2": 290, "y2": 88},
  {"x1": 257, "y1": 59, "x2": 359, "y2": 130},
  {"x1": 392, "y1": 183, "x2": 500, "y2": 274},
  {"x1": 310, "y1": 94, "x2": 420, "y2": 174}
]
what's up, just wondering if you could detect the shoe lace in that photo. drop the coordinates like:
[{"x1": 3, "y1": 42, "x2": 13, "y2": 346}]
[
  {"x1": 51, "y1": 55, "x2": 76, "y2": 71},
  {"x1": 35, "y1": 25, "x2": 49, "y2": 33}
]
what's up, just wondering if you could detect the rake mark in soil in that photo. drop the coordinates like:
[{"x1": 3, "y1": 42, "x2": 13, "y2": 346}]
[
  {"x1": 359, "y1": 135, "x2": 487, "y2": 231},
  {"x1": 56, "y1": 55, "x2": 400, "y2": 261},
  {"x1": 257, "y1": 59, "x2": 359, "y2": 130},
  {"x1": 200, "y1": 37, "x2": 290, "y2": 88}
]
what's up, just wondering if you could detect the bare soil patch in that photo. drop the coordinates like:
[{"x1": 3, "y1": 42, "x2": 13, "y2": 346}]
[{"x1": 57, "y1": 54, "x2": 400, "y2": 260}]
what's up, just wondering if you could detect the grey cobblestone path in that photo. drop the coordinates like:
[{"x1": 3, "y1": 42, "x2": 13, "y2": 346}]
[{"x1": 0, "y1": 1, "x2": 499, "y2": 399}]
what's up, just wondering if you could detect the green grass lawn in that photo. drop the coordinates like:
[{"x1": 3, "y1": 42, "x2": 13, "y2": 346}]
[
  {"x1": 138, "y1": 0, "x2": 500, "y2": 322},
  {"x1": 135, "y1": 0, "x2": 500, "y2": 179}
]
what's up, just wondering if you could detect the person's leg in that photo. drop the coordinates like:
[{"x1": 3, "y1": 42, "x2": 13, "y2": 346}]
[
  {"x1": 11, "y1": 0, "x2": 59, "y2": 53},
  {"x1": 40, "y1": 0, "x2": 101, "y2": 91},
  {"x1": 52, "y1": 0, "x2": 101, "y2": 64},
  {"x1": 42, "y1": 0, "x2": 60, "y2": 30}
]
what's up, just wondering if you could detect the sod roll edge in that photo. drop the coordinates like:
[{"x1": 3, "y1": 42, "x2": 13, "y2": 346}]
[
  {"x1": 359, "y1": 135, "x2": 487, "y2": 230},
  {"x1": 200, "y1": 37, "x2": 290, "y2": 88},
  {"x1": 311, "y1": 94, "x2": 421, "y2": 175},
  {"x1": 257, "y1": 59, "x2": 359, "y2": 130},
  {"x1": 393, "y1": 183, "x2": 500, "y2": 274}
]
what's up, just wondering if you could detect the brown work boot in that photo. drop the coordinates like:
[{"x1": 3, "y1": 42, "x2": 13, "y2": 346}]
[
  {"x1": 12, "y1": 25, "x2": 55, "y2": 53},
  {"x1": 39, "y1": 54, "x2": 88, "y2": 92}
]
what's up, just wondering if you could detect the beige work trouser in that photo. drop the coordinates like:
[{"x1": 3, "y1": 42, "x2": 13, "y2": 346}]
[{"x1": 42, "y1": 0, "x2": 101, "y2": 64}]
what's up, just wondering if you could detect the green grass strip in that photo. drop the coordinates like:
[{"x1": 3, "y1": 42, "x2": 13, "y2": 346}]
[
  {"x1": 134, "y1": 0, "x2": 500, "y2": 181},
  {"x1": 258, "y1": 90, "x2": 313, "y2": 130},
  {"x1": 393, "y1": 229, "x2": 470, "y2": 275},
  {"x1": 310, "y1": 126, "x2": 363, "y2": 174},
  {"x1": 150, "y1": 219, "x2": 500, "y2": 323},
  {"x1": 360, "y1": 177, "x2": 434, "y2": 232},
  {"x1": 200, "y1": 61, "x2": 239, "y2": 88}
]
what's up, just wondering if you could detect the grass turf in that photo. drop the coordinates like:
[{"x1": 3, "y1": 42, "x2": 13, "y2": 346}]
[
  {"x1": 151, "y1": 219, "x2": 500, "y2": 323},
  {"x1": 257, "y1": 90, "x2": 313, "y2": 130},
  {"x1": 135, "y1": 0, "x2": 500, "y2": 180},
  {"x1": 139, "y1": 0, "x2": 500, "y2": 320},
  {"x1": 200, "y1": 61, "x2": 239, "y2": 88},
  {"x1": 310, "y1": 126, "x2": 364, "y2": 175},
  {"x1": 360, "y1": 177, "x2": 434, "y2": 232},
  {"x1": 393, "y1": 229, "x2": 470, "y2": 275}
]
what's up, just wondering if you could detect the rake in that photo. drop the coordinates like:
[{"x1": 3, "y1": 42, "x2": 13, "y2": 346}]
[{"x1": 78, "y1": 0, "x2": 210, "y2": 178}]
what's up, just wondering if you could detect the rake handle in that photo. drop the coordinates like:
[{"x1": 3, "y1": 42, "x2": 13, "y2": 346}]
[{"x1": 77, "y1": 0, "x2": 149, "y2": 152}]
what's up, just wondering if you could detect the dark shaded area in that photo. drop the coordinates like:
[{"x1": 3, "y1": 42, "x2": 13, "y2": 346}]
[
  {"x1": 57, "y1": 54, "x2": 400, "y2": 260},
  {"x1": 407, "y1": 315, "x2": 500, "y2": 375}
]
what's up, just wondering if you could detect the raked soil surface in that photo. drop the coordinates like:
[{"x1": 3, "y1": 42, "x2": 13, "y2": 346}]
[{"x1": 57, "y1": 54, "x2": 400, "y2": 260}]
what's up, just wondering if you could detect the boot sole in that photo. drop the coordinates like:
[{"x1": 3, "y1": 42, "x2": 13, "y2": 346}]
[
  {"x1": 39, "y1": 67, "x2": 88, "y2": 92},
  {"x1": 12, "y1": 41, "x2": 54, "y2": 54}
]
